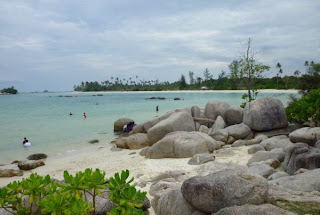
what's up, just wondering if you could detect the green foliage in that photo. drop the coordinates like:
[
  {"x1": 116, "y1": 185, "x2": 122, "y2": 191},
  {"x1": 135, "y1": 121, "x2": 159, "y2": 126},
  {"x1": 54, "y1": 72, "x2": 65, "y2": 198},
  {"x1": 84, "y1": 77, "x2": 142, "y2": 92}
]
[
  {"x1": 1, "y1": 86, "x2": 18, "y2": 94},
  {"x1": 179, "y1": 74, "x2": 187, "y2": 90},
  {"x1": 240, "y1": 89, "x2": 258, "y2": 108},
  {"x1": 286, "y1": 88, "x2": 320, "y2": 126},
  {"x1": 107, "y1": 170, "x2": 147, "y2": 215},
  {"x1": 1, "y1": 169, "x2": 147, "y2": 215}
]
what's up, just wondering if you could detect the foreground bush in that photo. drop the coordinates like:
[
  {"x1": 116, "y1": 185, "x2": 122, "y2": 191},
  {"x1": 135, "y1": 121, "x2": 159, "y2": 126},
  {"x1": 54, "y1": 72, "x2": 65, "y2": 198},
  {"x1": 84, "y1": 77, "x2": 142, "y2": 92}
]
[
  {"x1": 0, "y1": 169, "x2": 147, "y2": 215},
  {"x1": 286, "y1": 88, "x2": 320, "y2": 126}
]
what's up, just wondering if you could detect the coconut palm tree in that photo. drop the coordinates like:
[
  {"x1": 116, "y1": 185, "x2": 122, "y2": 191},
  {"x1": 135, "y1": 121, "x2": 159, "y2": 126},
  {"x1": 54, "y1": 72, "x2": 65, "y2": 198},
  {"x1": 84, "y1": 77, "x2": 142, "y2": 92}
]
[{"x1": 276, "y1": 63, "x2": 283, "y2": 87}]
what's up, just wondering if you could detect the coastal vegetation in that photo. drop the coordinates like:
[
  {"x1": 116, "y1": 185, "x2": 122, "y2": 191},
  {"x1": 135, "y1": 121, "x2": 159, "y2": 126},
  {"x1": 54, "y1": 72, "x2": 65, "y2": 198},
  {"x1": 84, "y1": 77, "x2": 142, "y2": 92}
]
[
  {"x1": 0, "y1": 169, "x2": 147, "y2": 215},
  {"x1": 73, "y1": 61, "x2": 317, "y2": 93},
  {"x1": 0, "y1": 86, "x2": 18, "y2": 94}
]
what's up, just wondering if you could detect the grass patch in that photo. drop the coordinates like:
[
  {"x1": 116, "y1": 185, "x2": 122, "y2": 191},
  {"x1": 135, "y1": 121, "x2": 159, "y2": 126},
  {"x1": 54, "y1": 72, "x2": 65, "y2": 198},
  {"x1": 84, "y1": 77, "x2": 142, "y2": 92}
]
[{"x1": 274, "y1": 198, "x2": 320, "y2": 215}]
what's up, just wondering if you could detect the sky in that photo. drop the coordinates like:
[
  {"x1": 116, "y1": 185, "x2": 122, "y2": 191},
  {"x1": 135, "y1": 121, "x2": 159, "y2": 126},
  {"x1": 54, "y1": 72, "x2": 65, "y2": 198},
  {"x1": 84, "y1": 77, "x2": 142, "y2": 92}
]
[{"x1": 0, "y1": 0, "x2": 319, "y2": 92}]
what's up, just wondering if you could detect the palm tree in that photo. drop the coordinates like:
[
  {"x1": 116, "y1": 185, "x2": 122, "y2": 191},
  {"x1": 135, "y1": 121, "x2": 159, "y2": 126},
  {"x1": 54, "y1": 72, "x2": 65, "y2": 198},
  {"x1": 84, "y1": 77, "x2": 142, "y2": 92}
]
[{"x1": 276, "y1": 63, "x2": 283, "y2": 87}]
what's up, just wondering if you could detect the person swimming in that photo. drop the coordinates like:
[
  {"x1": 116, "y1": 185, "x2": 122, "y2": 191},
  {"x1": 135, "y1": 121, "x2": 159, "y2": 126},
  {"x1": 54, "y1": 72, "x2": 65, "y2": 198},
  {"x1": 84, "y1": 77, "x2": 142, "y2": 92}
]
[
  {"x1": 83, "y1": 112, "x2": 87, "y2": 119},
  {"x1": 69, "y1": 112, "x2": 73, "y2": 116}
]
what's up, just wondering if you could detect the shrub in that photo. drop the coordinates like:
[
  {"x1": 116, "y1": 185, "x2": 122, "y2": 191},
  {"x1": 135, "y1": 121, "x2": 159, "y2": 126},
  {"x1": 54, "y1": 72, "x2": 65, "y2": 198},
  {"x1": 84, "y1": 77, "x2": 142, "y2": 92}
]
[{"x1": 286, "y1": 88, "x2": 320, "y2": 126}]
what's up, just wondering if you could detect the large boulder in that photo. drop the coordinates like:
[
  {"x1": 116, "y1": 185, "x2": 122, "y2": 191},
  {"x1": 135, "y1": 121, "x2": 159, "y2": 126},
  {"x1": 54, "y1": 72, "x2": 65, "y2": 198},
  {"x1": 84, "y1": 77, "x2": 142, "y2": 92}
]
[
  {"x1": 248, "y1": 144, "x2": 266, "y2": 154},
  {"x1": 114, "y1": 118, "x2": 134, "y2": 132},
  {"x1": 126, "y1": 133, "x2": 149, "y2": 149},
  {"x1": 260, "y1": 136, "x2": 294, "y2": 152},
  {"x1": 247, "y1": 150, "x2": 285, "y2": 166},
  {"x1": 243, "y1": 97, "x2": 288, "y2": 131},
  {"x1": 248, "y1": 164, "x2": 275, "y2": 178},
  {"x1": 212, "y1": 204, "x2": 296, "y2": 215},
  {"x1": 181, "y1": 169, "x2": 268, "y2": 213},
  {"x1": 146, "y1": 131, "x2": 220, "y2": 159},
  {"x1": 147, "y1": 112, "x2": 195, "y2": 144},
  {"x1": 155, "y1": 188, "x2": 195, "y2": 215},
  {"x1": 204, "y1": 101, "x2": 230, "y2": 121},
  {"x1": 226, "y1": 106, "x2": 244, "y2": 126},
  {"x1": 282, "y1": 143, "x2": 320, "y2": 175},
  {"x1": 222, "y1": 123, "x2": 251, "y2": 140},
  {"x1": 289, "y1": 127, "x2": 320, "y2": 146},
  {"x1": 18, "y1": 160, "x2": 45, "y2": 170},
  {"x1": 267, "y1": 172, "x2": 289, "y2": 181},
  {"x1": 191, "y1": 105, "x2": 201, "y2": 118},
  {"x1": 208, "y1": 129, "x2": 228, "y2": 143},
  {"x1": 211, "y1": 116, "x2": 226, "y2": 131},
  {"x1": 269, "y1": 168, "x2": 320, "y2": 192}
]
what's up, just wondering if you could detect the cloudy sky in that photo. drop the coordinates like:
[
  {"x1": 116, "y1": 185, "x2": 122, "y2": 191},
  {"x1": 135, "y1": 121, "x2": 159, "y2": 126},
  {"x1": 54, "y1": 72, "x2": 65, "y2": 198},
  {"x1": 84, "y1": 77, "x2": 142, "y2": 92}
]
[{"x1": 1, "y1": 0, "x2": 319, "y2": 92}]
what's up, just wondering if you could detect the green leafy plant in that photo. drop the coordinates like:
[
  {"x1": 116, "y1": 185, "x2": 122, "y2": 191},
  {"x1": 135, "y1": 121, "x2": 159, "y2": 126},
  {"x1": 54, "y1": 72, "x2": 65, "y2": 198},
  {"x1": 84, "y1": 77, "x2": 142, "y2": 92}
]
[
  {"x1": 107, "y1": 170, "x2": 147, "y2": 215},
  {"x1": 0, "y1": 173, "x2": 56, "y2": 214},
  {"x1": 62, "y1": 168, "x2": 108, "y2": 214},
  {"x1": 286, "y1": 88, "x2": 320, "y2": 126},
  {"x1": 240, "y1": 89, "x2": 258, "y2": 108},
  {"x1": 38, "y1": 190, "x2": 92, "y2": 215}
]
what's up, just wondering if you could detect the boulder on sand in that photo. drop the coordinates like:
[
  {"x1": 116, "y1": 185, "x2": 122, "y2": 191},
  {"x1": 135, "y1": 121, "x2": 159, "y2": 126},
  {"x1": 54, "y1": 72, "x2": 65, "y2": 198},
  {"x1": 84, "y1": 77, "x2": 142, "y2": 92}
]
[
  {"x1": 114, "y1": 118, "x2": 134, "y2": 132},
  {"x1": 188, "y1": 153, "x2": 215, "y2": 165},
  {"x1": 243, "y1": 97, "x2": 288, "y2": 131},
  {"x1": 147, "y1": 112, "x2": 195, "y2": 145},
  {"x1": 0, "y1": 167, "x2": 23, "y2": 177},
  {"x1": 211, "y1": 204, "x2": 296, "y2": 215},
  {"x1": 181, "y1": 169, "x2": 268, "y2": 214},
  {"x1": 282, "y1": 143, "x2": 320, "y2": 175},
  {"x1": 222, "y1": 123, "x2": 251, "y2": 140},
  {"x1": 27, "y1": 153, "x2": 47, "y2": 160},
  {"x1": 247, "y1": 150, "x2": 285, "y2": 166},
  {"x1": 289, "y1": 127, "x2": 320, "y2": 146},
  {"x1": 126, "y1": 133, "x2": 149, "y2": 149},
  {"x1": 18, "y1": 160, "x2": 45, "y2": 170},
  {"x1": 146, "y1": 131, "x2": 220, "y2": 159},
  {"x1": 204, "y1": 100, "x2": 230, "y2": 121}
]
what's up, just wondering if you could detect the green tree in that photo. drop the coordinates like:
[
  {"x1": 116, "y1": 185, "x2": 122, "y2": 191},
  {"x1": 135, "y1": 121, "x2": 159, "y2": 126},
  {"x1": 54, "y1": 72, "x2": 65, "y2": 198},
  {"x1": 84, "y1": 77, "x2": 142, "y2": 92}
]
[
  {"x1": 276, "y1": 62, "x2": 283, "y2": 87},
  {"x1": 179, "y1": 74, "x2": 187, "y2": 90},
  {"x1": 188, "y1": 71, "x2": 194, "y2": 85},
  {"x1": 203, "y1": 68, "x2": 212, "y2": 81},
  {"x1": 299, "y1": 61, "x2": 320, "y2": 94},
  {"x1": 235, "y1": 38, "x2": 270, "y2": 105}
]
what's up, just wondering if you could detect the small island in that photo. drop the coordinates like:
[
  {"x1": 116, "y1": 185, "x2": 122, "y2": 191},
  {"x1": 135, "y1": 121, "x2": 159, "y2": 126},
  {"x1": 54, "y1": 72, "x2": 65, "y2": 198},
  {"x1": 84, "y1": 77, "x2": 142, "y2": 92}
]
[{"x1": 0, "y1": 86, "x2": 18, "y2": 95}]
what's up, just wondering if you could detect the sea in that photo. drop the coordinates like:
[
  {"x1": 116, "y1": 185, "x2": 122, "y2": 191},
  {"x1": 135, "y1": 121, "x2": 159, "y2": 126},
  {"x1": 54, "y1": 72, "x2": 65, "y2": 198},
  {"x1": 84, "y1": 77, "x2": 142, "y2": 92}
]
[{"x1": 0, "y1": 91, "x2": 297, "y2": 164}]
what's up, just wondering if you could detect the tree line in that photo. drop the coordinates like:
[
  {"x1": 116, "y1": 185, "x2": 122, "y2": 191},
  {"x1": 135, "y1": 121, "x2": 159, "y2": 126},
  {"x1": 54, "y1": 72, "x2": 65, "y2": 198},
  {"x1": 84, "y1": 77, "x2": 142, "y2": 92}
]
[{"x1": 73, "y1": 61, "x2": 318, "y2": 92}]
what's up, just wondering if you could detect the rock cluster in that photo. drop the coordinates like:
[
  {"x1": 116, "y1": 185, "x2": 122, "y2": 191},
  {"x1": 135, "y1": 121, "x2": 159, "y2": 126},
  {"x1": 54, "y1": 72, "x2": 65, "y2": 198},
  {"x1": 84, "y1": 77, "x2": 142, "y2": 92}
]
[{"x1": 111, "y1": 97, "x2": 320, "y2": 214}]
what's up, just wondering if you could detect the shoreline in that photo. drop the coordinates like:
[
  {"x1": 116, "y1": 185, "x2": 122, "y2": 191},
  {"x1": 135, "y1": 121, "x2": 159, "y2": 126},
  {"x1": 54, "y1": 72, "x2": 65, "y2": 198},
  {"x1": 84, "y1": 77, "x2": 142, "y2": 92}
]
[{"x1": 71, "y1": 89, "x2": 299, "y2": 94}]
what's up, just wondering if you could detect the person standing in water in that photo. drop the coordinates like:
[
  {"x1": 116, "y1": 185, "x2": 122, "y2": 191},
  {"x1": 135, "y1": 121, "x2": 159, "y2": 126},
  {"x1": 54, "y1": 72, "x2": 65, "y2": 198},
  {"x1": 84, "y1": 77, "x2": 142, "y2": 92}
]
[
  {"x1": 22, "y1": 137, "x2": 31, "y2": 147},
  {"x1": 156, "y1": 105, "x2": 159, "y2": 112},
  {"x1": 83, "y1": 112, "x2": 87, "y2": 119}
]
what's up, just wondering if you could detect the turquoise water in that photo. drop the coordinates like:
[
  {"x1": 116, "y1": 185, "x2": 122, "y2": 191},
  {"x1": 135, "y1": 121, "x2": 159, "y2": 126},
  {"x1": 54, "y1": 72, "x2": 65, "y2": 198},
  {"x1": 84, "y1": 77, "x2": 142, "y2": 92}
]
[{"x1": 0, "y1": 91, "x2": 296, "y2": 163}]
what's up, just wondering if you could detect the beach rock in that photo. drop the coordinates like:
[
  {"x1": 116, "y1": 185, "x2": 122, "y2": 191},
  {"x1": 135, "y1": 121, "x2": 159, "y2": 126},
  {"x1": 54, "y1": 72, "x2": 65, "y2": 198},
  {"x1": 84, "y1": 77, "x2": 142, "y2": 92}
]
[
  {"x1": 0, "y1": 169, "x2": 23, "y2": 177},
  {"x1": 208, "y1": 129, "x2": 228, "y2": 142},
  {"x1": 147, "y1": 112, "x2": 195, "y2": 144},
  {"x1": 181, "y1": 169, "x2": 268, "y2": 213},
  {"x1": 131, "y1": 123, "x2": 146, "y2": 134},
  {"x1": 267, "y1": 172, "x2": 290, "y2": 181},
  {"x1": 110, "y1": 146, "x2": 122, "y2": 151},
  {"x1": 211, "y1": 204, "x2": 296, "y2": 215},
  {"x1": 188, "y1": 153, "x2": 215, "y2": 165},
  {"x1": 248, "y1": 159, "x2": 280, "y2": 169},
  {"x1": 282, "y1": 143, "x2": 320, "y2": 175},
  {"x1": 198, "y1": 125, "x2": 210, "y2": 134},
  {"x1": 27, "y1": 153, "x2": 48, "y2": 160},
  {"x1": 114, "y1": 138, "x2": 127, "y2": 149},
  {"x1": 18, "y1": 160, "x2": 45, "y2": 170},
  {"x1": 174, "y1": 97, "x2": 182, "y2": 100},
  {"x1": 243, "y1": 97, "x2": 288, "y2": 131},
  {"x1": 260, "y1": 137, "x2": 294, "y2": 152},
  {"x1": 88, "y1": 139, "x2": 99, "y2": 144},
  {"x1": 143, "y1": 112, "x2": 173, "y2": 132},
  {"x1": 249, "y1": 164, "x2": 275, "y2": 178},
  {"x1": 269, "y1": 168, "x2": 320, "y2": 192},
  {"x1": 211, "y1": 116, "x2": 226, "y2": 131},
  {"x1": 139, "y1": 147, "x2": 150, "y2": 156},
  {"x1": 289, "y1": 127, "x2": 320, "y2": 146},
  {"x1": 146, "y1": 131, "x2": 220, "y2": 159},
  {"x1": 126, "y1": 133, "x2": 149, "y2": 149},
  {"x1": 294, "y1": 168, "x2": 308, "y2": 175},
  {"x1": 248, "y1": 144, "x2": 265, "y2": 154},
  {"x1": 114, "y1": 118, "x2": 134, "y2": 132},
  {"x1": 222, "y1": 123, "x2": 251, "y2": 140},
  {"x1": 247, "y1": 150, "x2": 285, "y2": 166},
  {"x1": 226, "y1": 136, "x2": 236, "y2": 145},
  {"x1": 155, "y1": 188, "x2": 195, "y2": 215},
  {"x1": 225, "y1": 106, "x2": 244, "y2": 126},
  {"x1": 191, "y1": 106, "x2": 201, "y2": 118},
  {"x1": 204, "y1": 100, "x2": 230, "y2": 121},
  {"x1": 232, "y1": 134, "x2": 267, "y2": 147}
]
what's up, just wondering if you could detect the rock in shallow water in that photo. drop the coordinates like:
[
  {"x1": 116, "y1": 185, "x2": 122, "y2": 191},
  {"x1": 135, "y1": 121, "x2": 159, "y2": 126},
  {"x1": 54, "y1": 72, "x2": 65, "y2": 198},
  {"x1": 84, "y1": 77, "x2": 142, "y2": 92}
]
[
  {"x1": 18, "y1": 160, "x2": 45, "y2": 170},
  {"x1": 27, "y1": 153, "x2": 48, "y2": 160}
]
